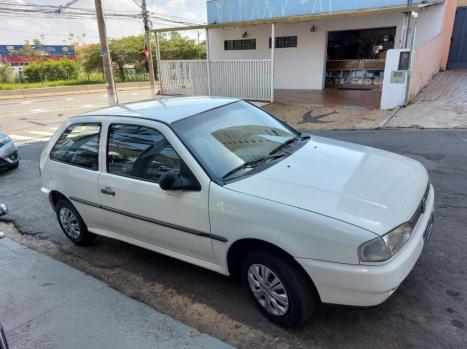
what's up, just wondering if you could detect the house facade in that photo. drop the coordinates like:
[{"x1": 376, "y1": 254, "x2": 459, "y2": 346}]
[{"x1": 154, "y1": 0, "x2": 457, "y2": 109}]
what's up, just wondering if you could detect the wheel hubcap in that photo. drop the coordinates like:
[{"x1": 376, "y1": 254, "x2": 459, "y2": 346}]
[
  {"x1": 247, "y1": 264, "x2": 289, "y2": 316},
  {"x1": 59, "y1": 208, "x2": 80, "y2": 239}
]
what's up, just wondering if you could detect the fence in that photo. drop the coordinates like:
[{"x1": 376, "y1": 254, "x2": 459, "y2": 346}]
[{"x1": 159, "y1": 59, "x2": 272, "y2": 101}]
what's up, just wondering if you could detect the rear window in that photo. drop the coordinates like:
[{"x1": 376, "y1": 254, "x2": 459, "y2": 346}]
[{"x1": 50, "y1": 123, "x2": 100, "y2": 170}]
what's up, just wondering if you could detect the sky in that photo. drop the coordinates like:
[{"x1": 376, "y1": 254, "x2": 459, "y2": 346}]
[{"x1": 0, "y1": 0, "x2": 208, "y2": 45}]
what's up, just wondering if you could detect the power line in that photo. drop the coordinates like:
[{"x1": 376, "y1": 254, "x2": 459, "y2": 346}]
[{"x1": 0, "y1": 1, "x2": 203, "y2": 25}]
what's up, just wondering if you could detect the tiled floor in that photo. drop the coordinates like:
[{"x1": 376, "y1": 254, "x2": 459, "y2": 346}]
[
  {"x1": 274, "y1": 88, "x2": 382, "y2": 109},
  {"x1": 386, "y1": 70, "x2": 467, "y2": 128},
  {"x1": 414, "y1": 70, "x2": 467, "y2": 105}
]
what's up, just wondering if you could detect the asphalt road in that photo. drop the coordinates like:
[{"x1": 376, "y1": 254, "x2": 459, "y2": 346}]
[
  {"x1": 1, "y1": 129, "x2": 466, "y2": 349},
  {"x1": 0, "y1": 89, "x2": 154, "y2": 143}
]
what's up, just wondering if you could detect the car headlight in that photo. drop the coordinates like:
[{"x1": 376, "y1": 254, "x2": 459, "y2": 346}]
[
  {"x1": 0, "y1": 135, "x2": 11, "y2": 147},
  {"x1": 358, "y1": 223, "x2": 412, "y2": 263}
]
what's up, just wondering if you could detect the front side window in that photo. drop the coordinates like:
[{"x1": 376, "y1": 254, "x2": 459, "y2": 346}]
[
  {"x1": 50, "y1": 123, "x2": 100, "y2": 170},
  {"x1": 107, "y1": 124, "x2": 181, "y2": 183},
  {"x1": 172, "y1": 101, "x2": 302, "y2": 182}
]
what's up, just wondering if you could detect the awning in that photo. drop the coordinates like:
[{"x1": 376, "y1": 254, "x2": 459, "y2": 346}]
[{"x1": 151, "y1": 2, "x2": 437, "y2": 33}]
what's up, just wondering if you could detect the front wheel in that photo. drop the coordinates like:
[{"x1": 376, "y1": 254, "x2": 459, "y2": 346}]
[
  {"x1": 242, "y1": 249, "x2": 315, "y2": 327},
  {"x1": 56, "y1": 200, "x2": 96, "y2": 246}
]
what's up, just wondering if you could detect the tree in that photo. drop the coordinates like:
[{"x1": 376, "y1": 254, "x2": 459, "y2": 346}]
[
  {"x1": 76, "y1": 44, "x2": 102, "y2": 80},
  {"x1": 159, "y1": 32, "x2": 206, "y2": 60},
  {"x1": 0, "y1": 65, "x2": 15, "y2": 83},
  {"x1": 23, "y1": 58, "x2": 79, "y2": 82},
  {"x1": 76, "y1": 33, "x2": 206, "y2": 82},
  {"x1": 57, "y1": 58, "x2": 80, "y2": 80},
  {"x1": 13, "y1": 39, "x2": 47, "y2": 82},
  {"x1": 109, "y1": 35, "x2": 146, "y2": 81}
]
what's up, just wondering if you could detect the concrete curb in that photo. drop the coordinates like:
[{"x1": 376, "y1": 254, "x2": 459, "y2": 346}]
[
  {"x1": 379, "y1": 106, "x2": 401, "y2": 128},
  {"x1": 0, "y1": 81, "x2": 159, "y2": 100}
]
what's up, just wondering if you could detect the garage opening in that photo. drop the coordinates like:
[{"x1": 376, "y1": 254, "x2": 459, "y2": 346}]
[{"x1": 326, "y1": 27, "x2": 396, "y2": 91}]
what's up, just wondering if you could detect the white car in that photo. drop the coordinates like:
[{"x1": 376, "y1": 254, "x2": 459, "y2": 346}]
[{"x1": 40, "y1": 97, "x2": 435, "y2": 327}]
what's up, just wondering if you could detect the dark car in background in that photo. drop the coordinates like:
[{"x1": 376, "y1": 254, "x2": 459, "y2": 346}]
[{"x1": 0, "y1": 132, "x2": 19, "y2": 171}]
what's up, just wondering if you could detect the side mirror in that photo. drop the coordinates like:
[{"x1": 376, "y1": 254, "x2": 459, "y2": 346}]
[{"x1": 159, "y1": 171, "x2": 200, "y2": 191}]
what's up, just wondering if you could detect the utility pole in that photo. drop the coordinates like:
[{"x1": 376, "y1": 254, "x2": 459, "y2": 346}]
[
  {"x1": 142, "y1": 0, "x2": 157, "y2": 98},
  {"x1": 94, "y1": 0, "x2": 118, "y2": 105}
]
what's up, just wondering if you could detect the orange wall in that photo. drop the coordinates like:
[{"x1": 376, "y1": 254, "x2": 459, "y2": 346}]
[
  {"x1": 410, "y1": 0, "x2": 458, "y2": 97},
  {"x1": 410, "y1": 34, "x2": 444, "y2": 97}
]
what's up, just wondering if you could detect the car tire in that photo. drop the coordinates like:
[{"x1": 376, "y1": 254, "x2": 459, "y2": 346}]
[
  {"x1": 55, "y1": 199, "x2": 96, "y2": 246},
  {"x1": 242, "y1": 249, "x2": 315, "y2": 327}
]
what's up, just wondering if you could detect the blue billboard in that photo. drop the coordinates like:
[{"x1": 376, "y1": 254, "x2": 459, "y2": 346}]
[
  {"x1": 0, "y1": 45, "x2": 75, "y2": 57},
  {"x1": 207, "y1": 0, "x2": 442, "y2": 25}
]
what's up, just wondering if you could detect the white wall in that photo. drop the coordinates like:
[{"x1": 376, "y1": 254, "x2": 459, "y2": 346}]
[
  {"x1": 208, "y1": 12, "x2": 405, "y2": 90},
  {"x1": 413, "y1": 4, "x2": 445, "y2": 48},
  {"x1": 380, "y1": 49, "x2": 410, "y2": 110}
]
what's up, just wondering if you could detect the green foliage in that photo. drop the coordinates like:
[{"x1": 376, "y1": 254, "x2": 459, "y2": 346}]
[
  {"x1": 159, "y1": 32, "x2": 206, "y2": 60},
  {"x1": 22, "y1": 58, "x2": 80, "y2": 82},
  {"x1": 76, "y1": 44, "x2": 102, "y2": 77},
  {"x1": 0, "y1": 65, "x2": 15, "y2": 83},
  {"x1": 110, "y1": 35, "x2": 146, "y2": 81},
  {"x1": 77, "y1": 32, "x2": 206, "y2": 82}
]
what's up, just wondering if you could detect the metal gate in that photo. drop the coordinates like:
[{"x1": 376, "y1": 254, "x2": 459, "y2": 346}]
[
  {"x1": 159, "y1": 59, "x2": 272, "y2": 101},
  {"x1": 448, "y1": 6, "x2": 467, "y2": 69}
]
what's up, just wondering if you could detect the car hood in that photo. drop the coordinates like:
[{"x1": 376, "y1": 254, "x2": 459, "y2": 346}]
[{"x1": 225, "y1": 136, "x2": 429, "y2": 236}]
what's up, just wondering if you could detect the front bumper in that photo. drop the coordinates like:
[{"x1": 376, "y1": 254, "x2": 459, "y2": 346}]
[
  {"x1": 0, "y1": 151, "x2": 19, "y2": 170},
  {"x1": 0, "y1": 141, "x2": 19, "y2": 170},
  {"x1": 296, "y1": 185, "x2": 435, "y2": 307}
]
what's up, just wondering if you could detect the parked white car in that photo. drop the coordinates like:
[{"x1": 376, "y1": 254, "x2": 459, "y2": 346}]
[{"x1": 40, "y1": 97, "x2": 434, "y2": 327}]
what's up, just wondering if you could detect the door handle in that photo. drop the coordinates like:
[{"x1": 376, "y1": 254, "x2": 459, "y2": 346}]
[{"x1": 101, "y1": 187, "x2": 116, "y2": 196}]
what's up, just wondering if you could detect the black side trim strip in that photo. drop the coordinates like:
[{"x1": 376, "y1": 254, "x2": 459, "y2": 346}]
[
  {"x1": 70, "y1": 196, "x2": 228, "y2": 243},
  {"x1": 70, "y1": 197, "x2": 101, "y2": 208}
]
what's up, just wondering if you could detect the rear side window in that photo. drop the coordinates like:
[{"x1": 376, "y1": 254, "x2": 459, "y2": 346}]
[
  {"x1": 50, "y1": 123, "x2": 100, "y2": 170},
  {"x1": 107, "y1": 124, "x2": 182, "y2": 183}
]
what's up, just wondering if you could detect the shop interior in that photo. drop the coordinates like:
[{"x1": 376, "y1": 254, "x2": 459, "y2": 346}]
[{"x1": 325, "y1": 27, "x2": 397, "y2": 91}]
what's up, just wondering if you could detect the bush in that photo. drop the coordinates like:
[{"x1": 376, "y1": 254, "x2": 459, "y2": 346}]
[
  {"x1": 23, "y1": 58, "x2": 80, "y2": 82},
  {"x1": 0, "y1": 65, "x2": 15, "y2": 83}
]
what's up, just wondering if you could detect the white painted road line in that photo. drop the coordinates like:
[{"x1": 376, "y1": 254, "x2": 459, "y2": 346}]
[
  {"x1": 9, "y1": 134, "x2": 31, "y2": 141},
  {"x1": 30, "y1": 108, "x2": 48, "y2": 113},
  {"x1": 28, "y1": 131, "x2": 54, "y2": 136}
]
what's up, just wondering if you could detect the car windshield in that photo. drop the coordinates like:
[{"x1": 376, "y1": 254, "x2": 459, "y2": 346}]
[{"x1": 171, "y1": 101, "x2": 301, "y2": 181}]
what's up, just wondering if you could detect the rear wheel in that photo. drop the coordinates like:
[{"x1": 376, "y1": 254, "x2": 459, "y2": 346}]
[
  {"x1": 56, "y1": 200, "x2": 96, "y2": 246},
  {"x1": 242, "y1": 249, "x2": 315, "y2": 327}
]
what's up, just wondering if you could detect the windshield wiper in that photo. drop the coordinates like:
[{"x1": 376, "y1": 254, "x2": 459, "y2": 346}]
[
  {"x1": 222, "y1": 154, "x2": 286, "y2": 180},
  {"x1": 269, "y1": 134, "x2": 310, "y2": 156}
]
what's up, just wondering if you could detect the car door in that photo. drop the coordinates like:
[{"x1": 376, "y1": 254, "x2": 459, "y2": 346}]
[
  {"x1": 97, "y1": 118, "x2": 216, "y2": 264},
  {"x1": 45, "y1": 121, "x2": 103, "y2": 230}
]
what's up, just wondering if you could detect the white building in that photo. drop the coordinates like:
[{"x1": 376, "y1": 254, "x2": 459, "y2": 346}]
[{"x1": 154, "y1": 0, "x2": 457, "y2": 110}]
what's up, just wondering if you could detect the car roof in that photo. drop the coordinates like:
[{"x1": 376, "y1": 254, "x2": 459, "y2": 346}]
[{"x1": 76, "y1": 96, "x2": 239, "y2": 124}]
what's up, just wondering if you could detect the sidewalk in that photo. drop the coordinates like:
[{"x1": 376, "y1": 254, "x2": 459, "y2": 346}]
[
  {"x1": 0, "y1": 238, "x2": 234, "y2": 349},
  {"x1": 0, "y1": 81, "x2": 157, "y2": 100},
  {"x1": 385, "y1": 70, "x2": 467, "y2": 129}
]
